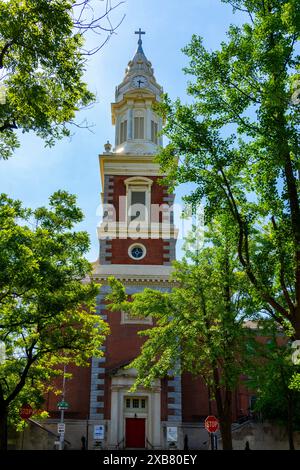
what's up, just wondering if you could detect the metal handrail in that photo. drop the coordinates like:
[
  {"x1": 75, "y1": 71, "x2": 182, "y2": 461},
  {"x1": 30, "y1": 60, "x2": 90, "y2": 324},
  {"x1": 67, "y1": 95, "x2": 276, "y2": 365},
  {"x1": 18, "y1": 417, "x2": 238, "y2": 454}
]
[
  {"x1": 146, "y1": 437, "x2": 154, "y2": 449},
  {"x1": 116, "y1": 437, "x2": 124, "y2": 449},
  {"x1": 28, "y1": 418, "x2": 71, "y2": 445}
]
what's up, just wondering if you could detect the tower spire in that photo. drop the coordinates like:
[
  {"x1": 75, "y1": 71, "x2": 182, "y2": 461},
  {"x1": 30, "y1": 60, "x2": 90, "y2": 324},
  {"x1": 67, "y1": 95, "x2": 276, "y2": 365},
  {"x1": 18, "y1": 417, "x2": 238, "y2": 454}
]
[{"x1": 135, "y1": 28, "x2": 145, "y2": 52}]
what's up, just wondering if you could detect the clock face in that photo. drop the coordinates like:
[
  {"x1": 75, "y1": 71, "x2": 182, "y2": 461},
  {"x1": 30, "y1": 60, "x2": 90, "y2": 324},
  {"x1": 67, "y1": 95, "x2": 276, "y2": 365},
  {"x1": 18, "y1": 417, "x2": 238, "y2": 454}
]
[{"x1": 132, "y1": 75, "x2": 148, "y2": 88}]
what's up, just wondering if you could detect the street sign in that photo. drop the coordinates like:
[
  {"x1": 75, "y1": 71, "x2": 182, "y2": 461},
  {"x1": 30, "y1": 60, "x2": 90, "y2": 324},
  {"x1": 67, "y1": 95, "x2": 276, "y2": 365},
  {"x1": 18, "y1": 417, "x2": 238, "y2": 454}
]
[
  {"x1": 57, "y1": 401, "x2": 69, "y2": 410},
  {"x1": 94, "y1": 424, "x2": 104, "y2": 440},
  {"x1": 205, "y1": 415, "x2": 219, "y2": 433},
  {"x1": 19, "y1": 404, "x2": 33, "y2": 420},
  {"x1": 167, "y1": 427, "x2": 178, "y2": 442},
  {"x1": 57, "y1": 423, "x2": 65, "y2": 434}
]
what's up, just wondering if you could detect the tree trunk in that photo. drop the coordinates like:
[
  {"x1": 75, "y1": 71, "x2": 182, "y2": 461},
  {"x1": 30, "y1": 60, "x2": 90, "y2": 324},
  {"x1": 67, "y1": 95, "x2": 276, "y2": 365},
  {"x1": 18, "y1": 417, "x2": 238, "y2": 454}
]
[
  {"x1": 292, "y1": 310, "x2": 300, "y2": 341},
  {"x1": 213, "y1": 368, "x2": 233, "y2": 450},
  {"x1": 219, "y1": 416, "x2": 233, "y2": 451},
  {"x1": 0, "y1": 406, "x2": 8, "y2": 451}
]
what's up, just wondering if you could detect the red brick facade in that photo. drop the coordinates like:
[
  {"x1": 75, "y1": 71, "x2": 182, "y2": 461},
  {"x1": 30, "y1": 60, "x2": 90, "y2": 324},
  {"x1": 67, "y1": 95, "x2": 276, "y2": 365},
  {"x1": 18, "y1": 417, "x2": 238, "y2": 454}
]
[
  {"x1": 104, "y1": 309, "x2": 152, "y2": 370},
  {"x1": 108, "y1": 176, "x2": 166, "y2": 218},
  {"x1": 46, "y1": 363, "x2": 91, "y2": 420},
  {"x1": 109, "y1": 239, "x2": 169, "y2": 265}
]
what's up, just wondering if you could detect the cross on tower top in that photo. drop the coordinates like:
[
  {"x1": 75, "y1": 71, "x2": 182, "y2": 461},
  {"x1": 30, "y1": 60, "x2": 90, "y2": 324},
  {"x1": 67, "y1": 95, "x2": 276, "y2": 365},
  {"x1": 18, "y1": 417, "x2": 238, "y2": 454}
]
[{"x1": 135, "y1": 28, "x2": 145, "y2": 45}]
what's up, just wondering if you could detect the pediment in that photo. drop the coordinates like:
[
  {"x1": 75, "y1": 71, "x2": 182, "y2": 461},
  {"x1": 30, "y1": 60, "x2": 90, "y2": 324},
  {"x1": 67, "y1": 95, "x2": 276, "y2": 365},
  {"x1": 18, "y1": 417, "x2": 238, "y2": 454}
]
[{"x1": 113, "y1": 367, "x2": 138, "y2": 378}]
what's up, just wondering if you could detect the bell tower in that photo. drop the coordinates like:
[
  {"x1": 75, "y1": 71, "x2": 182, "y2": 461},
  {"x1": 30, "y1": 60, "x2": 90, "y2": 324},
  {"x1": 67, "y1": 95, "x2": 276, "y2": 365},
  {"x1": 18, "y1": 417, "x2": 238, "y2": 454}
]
[
  {"x1": 112, "y1": 28, "x2": 163, "y2": 156},
  {"x1": 95, "y1": 30, "x2": 177, "y2": 271},
  {"x1": 90, "y1": 32, "x2": 181, "y2": 450}
]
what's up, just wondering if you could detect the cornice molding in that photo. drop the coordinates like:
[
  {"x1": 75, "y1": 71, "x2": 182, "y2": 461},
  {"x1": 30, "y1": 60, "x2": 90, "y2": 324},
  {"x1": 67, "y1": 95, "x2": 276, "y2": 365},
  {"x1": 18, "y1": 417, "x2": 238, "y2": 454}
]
[
  {"x1": 98, "y1": 153, "x2": 165, "y2": 188},
  {"x1": 91, "y1": 263, "x2": 176, "y2": 286}
]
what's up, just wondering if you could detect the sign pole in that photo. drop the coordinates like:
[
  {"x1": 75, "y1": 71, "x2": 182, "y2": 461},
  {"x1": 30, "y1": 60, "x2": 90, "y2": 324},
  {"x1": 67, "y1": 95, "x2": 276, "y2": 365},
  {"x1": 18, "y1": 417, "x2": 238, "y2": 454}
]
[
  {"x1": 214, "y1": 433, "x2": 218, "y2": 450},
  {"x1": 207, "y1": 389, "x2": 214, "y2": 451},
  {"x1": 86, "y1": 414, "x2": 89, "y2": 450},
  {"x1": 210, "y1": 432, "x2": 214, "y2": 451},
  {"x1": 59, "y1": 365, "x2": 66, "y2": 451},
  {"x1": 21, "y1": 422, "x2": 25, "y2": 450}
]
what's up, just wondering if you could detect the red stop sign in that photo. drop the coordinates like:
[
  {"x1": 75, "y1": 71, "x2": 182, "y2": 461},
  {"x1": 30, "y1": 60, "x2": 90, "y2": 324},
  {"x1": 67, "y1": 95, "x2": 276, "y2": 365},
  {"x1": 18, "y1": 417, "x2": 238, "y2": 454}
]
[
  {"x1": 205, "y1": 415, "x2": 219, "y2": 433},
  {"x1": 19, "y1": 404, "x2": 33, "y2": 420}
]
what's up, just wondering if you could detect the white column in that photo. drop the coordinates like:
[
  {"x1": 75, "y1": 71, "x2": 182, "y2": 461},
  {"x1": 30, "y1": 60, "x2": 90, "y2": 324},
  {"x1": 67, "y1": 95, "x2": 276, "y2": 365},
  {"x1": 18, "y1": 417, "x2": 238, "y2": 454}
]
[
  {"x1": 152, "y1": 387, "x2": 162, "y2": 447},
  {"x1": 146, "y1": 104, "x2": 152, "y2": 141},
  {"x1": 110, "y1": 386, "x2": 120, "y2": 446},
  {"x1": 118, "y1": 391, "x2": 125, "y2": 444},
  {"x1": 158, "y1": 117, "x2": 163, "y2": 146},
  {"x1": 115, "y1": 116, "x2": 120, "y2": 147},
  {"x1": 127, "y1": 107, "x2": 133, "y2": 140}
]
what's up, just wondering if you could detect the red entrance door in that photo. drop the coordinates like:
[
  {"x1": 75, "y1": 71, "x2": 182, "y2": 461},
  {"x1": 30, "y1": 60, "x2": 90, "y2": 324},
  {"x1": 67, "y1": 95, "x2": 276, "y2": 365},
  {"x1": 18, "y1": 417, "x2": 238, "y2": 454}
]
[{"x1": 125, "y1": 418, "x2": 146, "y2": 448}]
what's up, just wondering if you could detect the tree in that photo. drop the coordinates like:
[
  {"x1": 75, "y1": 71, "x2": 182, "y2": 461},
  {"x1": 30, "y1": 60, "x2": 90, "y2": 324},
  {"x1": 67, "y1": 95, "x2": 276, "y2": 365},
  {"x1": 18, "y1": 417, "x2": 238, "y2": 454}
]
[
  {"x1": 107, "y1": 220, "x2": 253, "y2": 450},
  {"x1": 246, "y1": 322, "x2": 300, "y2": 450},
  {"x1": 155, "y1": 0, "x2": 300, "y2": 342},
  {"x1": 0, "y1": 191, "x2": 109, "y2": 450},
  {"x1": 0, "y1": 0, "x2": 124, "y2": 159}
]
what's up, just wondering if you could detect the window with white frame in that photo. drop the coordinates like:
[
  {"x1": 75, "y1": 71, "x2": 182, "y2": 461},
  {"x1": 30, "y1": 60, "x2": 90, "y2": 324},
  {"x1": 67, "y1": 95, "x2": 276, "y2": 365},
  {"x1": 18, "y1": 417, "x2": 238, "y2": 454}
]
[
  {"x1": 151, "y1": 120, "x2": 158, "y2": 144},
  {"x1": 125, "y1": 397, "x2": 147, "y2": 410},
  {"x1": 128, "y1": 243, "x2": 147, "y2": 260},
  {"x1": 130, "y1": 189, "x2": 147, "y2": 221},
  {"x1": 125, "y1": 177, "x2": 153, "y2": 225},
  {"x1": 121, "y1": 310, "x2": 153, "y2": 325},
  {"x1": 120, "y1": 120, "x2": 127, "y2": 144},
  {"x1": 134, "y1": 116, "x2": 144, "y2": 139}
]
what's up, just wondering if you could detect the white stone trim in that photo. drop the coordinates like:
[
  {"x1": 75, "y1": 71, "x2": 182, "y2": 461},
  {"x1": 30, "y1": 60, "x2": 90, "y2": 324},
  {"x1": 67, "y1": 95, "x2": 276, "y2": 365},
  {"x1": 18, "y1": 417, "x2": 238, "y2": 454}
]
[
  {"x1": 128, "y1": 243, "x2": 147, "y2": 261},
  {"x1": 92, "y1": 263, "x2": 173, "y2": 281},
  {"x1": 125, "y1": 177, "x2": 152, "y2": 226},
  {"x1": 124, "y1": 176, "x2": 154, "y2": 186},
  {"x1": 97, "y1": 222, "x2": 179, "y2": 240},
  {"x1": 98, "y1": 155, "x2": 166, "y2": 189},
  {"x1": 109, "y1": 369, "x2": 161, "y2": 448},
  {"x1": 104, "y1": 162, "x2": 160, "y2": 174},
  {"x1": 121, "y1": 310, "x2": 153, "y2": 325}
]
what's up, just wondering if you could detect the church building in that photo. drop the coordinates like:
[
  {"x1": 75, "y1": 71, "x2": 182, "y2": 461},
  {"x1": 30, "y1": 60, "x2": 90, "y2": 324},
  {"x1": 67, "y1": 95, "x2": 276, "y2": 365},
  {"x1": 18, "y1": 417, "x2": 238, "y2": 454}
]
[{"x1": 40, "y1": 31, "x2": 251, "y2": 451}]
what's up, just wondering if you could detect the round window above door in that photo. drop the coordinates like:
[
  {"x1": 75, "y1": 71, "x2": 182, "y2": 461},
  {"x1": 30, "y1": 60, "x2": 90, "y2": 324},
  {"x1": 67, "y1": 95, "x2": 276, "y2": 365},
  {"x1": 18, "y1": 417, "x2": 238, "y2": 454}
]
[{"x1": 128, "y1": 244, "x2": 146, "y2": 260}]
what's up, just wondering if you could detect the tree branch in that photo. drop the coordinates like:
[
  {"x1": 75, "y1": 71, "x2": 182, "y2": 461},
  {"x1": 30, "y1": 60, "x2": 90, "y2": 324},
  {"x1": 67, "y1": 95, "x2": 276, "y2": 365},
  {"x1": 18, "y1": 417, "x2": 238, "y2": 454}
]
[
  {"x1": 218, "y1": 167, "x2": 290, "y2": 319},
  {"x1": 0, "y1": 41, "x2": 14, "y2": 69},
  {"x1": 5, "y1": 344, "x2": 36, "y2": 405},
  {"x1": 226, "y1": 1, "x2": 255, "y2": 24},
  {"x1": 283, "y1": 155, "x2": 300, "y2": 313},
  {"x1": 271, "y1": 216, "x2": 295, "y2": 314},
  {"x1": 217, "y1": 94, "x2": 261, "y2": 134},
  {"x1": 0, "y1": 120, "x2": 17, "y2": 132}
]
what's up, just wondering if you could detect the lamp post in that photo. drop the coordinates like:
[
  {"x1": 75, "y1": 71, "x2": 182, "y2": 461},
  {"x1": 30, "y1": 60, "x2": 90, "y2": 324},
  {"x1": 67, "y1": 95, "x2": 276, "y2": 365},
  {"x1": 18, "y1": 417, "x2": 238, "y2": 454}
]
[{"x1": 59, "y1": 365, "x2": 66, "y2": 451}]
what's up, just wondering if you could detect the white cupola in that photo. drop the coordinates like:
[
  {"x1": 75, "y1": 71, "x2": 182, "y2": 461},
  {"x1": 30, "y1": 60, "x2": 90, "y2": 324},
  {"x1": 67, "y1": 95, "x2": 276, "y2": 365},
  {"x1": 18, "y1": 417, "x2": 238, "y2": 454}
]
[{"x1": 111, "y1": 30, "x2": 164, "y2": 155}]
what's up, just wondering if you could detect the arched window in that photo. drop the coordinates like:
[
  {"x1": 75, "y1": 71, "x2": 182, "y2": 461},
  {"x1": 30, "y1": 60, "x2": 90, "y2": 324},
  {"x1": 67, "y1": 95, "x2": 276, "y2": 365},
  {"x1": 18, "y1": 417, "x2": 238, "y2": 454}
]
[
  {"x1": 120, "y1": 119, "x2": 127, "y2": 144},
  {"x1": 133, "y1": 111, "x2": 145, "y2": 139}
]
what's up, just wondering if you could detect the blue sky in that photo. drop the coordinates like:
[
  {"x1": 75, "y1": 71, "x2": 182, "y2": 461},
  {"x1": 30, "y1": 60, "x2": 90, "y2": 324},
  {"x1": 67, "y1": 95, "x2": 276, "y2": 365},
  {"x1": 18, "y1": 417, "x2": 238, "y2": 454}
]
[{"x1": 0, "y1": 0, "x2": 245, "y2": 261}]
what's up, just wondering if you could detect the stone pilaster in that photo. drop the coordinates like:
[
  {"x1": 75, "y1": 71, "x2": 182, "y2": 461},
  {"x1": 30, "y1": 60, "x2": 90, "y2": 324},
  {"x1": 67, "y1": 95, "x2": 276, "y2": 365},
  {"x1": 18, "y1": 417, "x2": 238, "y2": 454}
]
[
  {"x1": 167, "y1": 375, "x2": 182, "y2": 423},
  {"x1": 89, "y1": 291, "x2": 108, "y2": 420}
]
